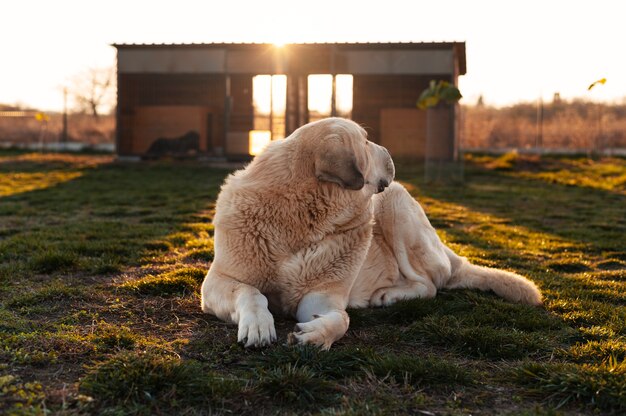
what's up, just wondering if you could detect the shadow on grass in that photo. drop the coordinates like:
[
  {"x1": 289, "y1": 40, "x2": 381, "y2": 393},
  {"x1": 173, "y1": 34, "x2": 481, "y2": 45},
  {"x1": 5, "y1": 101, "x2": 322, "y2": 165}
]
[
  {"x1": 396, "y1": 160, "x2": 626, "y2": 255},
  {"x1": 0, "y1": 158, "x2": 229, "y2": 281},
  {"x1": 0, "y1": 154, "x2": 237, "y2": 413}
]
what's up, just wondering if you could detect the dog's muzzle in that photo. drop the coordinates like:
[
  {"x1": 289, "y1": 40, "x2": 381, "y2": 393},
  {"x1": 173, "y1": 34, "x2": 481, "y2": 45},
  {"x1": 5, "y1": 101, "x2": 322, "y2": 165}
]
[{"x1": 377, "y1": 179, "x2": 389, "y2": 193}]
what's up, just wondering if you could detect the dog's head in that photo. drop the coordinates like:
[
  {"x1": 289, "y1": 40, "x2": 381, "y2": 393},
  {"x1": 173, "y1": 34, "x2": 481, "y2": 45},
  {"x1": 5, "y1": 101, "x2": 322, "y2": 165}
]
[{"x1": 301, "y1": 118, "x2": 394, "y2": 194}]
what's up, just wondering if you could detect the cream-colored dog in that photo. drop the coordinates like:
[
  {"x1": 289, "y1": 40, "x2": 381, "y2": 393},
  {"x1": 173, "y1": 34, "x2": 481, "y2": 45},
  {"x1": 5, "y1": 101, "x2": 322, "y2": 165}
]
[{"x1": 201, "y1": 118, "x2": 541, "y2": 349}]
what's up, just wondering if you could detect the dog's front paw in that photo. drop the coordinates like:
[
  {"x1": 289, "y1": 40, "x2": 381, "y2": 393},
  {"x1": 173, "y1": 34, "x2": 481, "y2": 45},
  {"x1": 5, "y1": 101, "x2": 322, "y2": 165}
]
[
  {"x1": 288, "y1": 318, "x2": 332, "y2": 350},
  {"x1": 287, "y1": 311, "x2": 348, "y2": 350},
  {"x1": 238, "y1": 308, "x2": 276, "y2": 348}
]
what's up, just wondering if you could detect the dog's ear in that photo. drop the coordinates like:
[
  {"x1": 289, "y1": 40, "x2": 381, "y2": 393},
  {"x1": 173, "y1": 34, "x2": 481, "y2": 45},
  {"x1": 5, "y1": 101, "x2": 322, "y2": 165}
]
[{"x1": 314, "y1": 134, "x2": 364, "y2": 190}]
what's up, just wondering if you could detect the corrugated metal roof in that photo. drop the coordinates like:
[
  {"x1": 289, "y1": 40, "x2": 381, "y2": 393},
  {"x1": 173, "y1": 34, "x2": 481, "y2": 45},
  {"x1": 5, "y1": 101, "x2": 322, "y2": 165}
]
[
  {"x1": 112, "y1": 41, "x2": 464, "y2": 47},
  {"x1": 112, "y1": 42, "x2": 467, "y2": 75}
]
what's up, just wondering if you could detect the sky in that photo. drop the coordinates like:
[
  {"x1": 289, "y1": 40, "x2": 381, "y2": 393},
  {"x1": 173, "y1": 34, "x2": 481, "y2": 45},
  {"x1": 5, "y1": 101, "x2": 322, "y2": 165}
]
[{"x1": 1, "y1": 0, "x2": 625, "y2": 112}]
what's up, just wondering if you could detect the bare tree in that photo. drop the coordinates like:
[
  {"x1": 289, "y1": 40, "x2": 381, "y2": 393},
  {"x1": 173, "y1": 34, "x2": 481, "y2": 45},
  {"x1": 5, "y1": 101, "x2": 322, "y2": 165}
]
[{"x1": 70, "y1": 67, "x2": 115, "y2": 119}]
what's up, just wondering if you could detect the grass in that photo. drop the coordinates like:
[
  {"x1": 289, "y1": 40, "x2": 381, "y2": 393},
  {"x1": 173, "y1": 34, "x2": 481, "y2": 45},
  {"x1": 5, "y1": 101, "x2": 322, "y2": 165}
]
[
  {"x1": 517, "y1": 358, "x2": 626, "y2": 410},
  {"x1": 80, "y1": 351, "x2": 245, "y2": 414},
  {"x1": 0, "y1": 150, "x2": 625, "y2": 414},
  {"x1": 254, "y1": 364, "x2": 340, "y2": 408},
  {"x1": 119, "y1": 267, "x2": 206, "y2": 296}
]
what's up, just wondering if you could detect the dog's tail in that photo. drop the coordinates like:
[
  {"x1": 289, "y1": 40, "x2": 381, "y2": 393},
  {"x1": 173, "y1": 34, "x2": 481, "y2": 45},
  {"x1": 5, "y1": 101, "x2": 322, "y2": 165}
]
[{"x1": 443, "y1": 246, "x2": 542, "y2": 305}]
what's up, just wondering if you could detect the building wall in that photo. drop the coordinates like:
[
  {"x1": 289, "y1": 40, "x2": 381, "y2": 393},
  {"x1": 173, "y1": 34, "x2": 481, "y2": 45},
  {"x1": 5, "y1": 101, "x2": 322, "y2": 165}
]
[
  {"x1": 115, "y1": 43, "x2": 464, "y2": 159},
  {"x1": 117, "y1": 72, "x2": 451, "y2": 157},
  {"x1": 352, "y1": 74, "x2": 450, "y2": 143},
  {"x1": 340, "y1": 49, "x2": 454, "y2": 75},
  {"x1": 130, "y1": 106, "x2": 212, "y2": 154},
  {"x1": 228, "y1": 75, "x2": 254, "y2": 134},
  {"x1": 117, "y1": 73, "x2": 226, "y2": 155},
  {"x1": 379, "y1": 108, "x2": 427, "y2": 159}
]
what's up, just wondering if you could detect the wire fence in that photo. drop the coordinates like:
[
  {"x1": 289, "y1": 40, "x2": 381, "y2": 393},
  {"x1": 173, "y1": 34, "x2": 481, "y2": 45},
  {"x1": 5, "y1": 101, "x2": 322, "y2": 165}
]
[
  {"x1": 460, "y1": 100, "x2": 626, "y2": 155},
  {"x1": 2, "y1": 100, "x2": 625, "y2": 156},
  {"x1": 0, "y1": 112, "x2": 115, "y2": 151}
]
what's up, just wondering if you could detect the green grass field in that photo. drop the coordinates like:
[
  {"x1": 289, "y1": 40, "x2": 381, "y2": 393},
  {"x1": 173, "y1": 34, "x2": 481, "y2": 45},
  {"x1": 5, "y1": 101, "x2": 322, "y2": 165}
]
[{"x1": 1, "y1": 150, "x2": 625, "y2": 415}]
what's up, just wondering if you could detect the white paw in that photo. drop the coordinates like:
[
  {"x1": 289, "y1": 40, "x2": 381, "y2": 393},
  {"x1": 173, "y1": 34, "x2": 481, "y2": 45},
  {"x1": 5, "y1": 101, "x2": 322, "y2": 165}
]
[
  {"x1": 288, "y1": 311, "x2": 347, "y2": 350},
  {"x1": 288, "y1": 318, "x2": 332, "y2": 350},
  {"x1": 237, "y1": 308, "x2": 277, "y2": 348}
]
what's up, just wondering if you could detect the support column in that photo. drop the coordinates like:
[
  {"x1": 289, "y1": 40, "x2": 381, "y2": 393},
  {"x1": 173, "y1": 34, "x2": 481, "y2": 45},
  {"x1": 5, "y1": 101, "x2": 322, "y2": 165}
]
[
  {"x1": 285, "y1": 74, "x2": 298, "y2": 135},
  {"x1": 286, "y1": 74, "x2": 310, "y2": 135},
  {"x1": 299, "y1": 75, "x2": 309, "y2": 127}
]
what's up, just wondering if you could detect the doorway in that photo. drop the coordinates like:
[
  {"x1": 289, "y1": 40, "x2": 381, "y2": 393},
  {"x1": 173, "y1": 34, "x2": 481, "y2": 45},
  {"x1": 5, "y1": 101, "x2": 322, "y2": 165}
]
[
  {"x1": 252, "y1": 75, "x2": 287, "y2": 140},
  {"x1": 308, "y1": 74, "x2": 353, "y2": 122}
]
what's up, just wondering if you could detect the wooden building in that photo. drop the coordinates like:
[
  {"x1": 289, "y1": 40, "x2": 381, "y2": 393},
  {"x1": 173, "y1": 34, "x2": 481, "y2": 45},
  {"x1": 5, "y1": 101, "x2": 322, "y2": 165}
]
[{"x1": 113, "y1": 42, "x2": 466, "y2": 160}]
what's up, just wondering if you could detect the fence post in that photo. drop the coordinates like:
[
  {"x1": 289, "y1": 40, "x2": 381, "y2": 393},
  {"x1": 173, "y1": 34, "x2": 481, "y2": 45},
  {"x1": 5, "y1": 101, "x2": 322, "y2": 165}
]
[
  {"x1": 62, "y1": 87, "x2": 68, "y2": 143},
  {"x1": 535, "y1": 96, "x2": 544, "y2": 150}
]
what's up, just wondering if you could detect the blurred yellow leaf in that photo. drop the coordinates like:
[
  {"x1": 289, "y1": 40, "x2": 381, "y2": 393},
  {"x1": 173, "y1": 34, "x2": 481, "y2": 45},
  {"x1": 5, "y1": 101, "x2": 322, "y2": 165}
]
[
  {"x1": 417, "y1": 96, "x2": 440, "y2": 110},
  {"x1": 35, "y1": 112, "x2": 50, "y2": 122},
  {"x1": 417, "y1": 79, "x2": 462, "y2": 109},
  {"x1": 587, "y1": 78, "x2": 607, "y2": 91}
]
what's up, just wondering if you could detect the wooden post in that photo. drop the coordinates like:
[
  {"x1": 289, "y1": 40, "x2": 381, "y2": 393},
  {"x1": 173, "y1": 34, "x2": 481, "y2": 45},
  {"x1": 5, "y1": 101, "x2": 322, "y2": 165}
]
[
  {"x1": 269, "y1": 75, "x2": 274, "y2": 139},
  {"x1": 62, "y1": 87, "x2": 68, "y2": 143},
  {"x1": 220, "y1": 75, "x2": 231, "y2": 157},
  {"x1": 330, "y1": 46, "x2": 337, "y2": 117},
  {"x1": 536, "y1": 96, "x2": 544, "y2": 149}
]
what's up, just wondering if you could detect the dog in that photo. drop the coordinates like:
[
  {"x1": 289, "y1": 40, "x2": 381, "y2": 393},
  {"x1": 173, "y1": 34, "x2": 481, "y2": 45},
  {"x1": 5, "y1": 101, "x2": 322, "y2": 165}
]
[
  {"x1": 201, "y1": 118, "x2": 542, "y2": 349},
  {"x1": 143, "y1": 131, "x2": 200, "y2": 159}
]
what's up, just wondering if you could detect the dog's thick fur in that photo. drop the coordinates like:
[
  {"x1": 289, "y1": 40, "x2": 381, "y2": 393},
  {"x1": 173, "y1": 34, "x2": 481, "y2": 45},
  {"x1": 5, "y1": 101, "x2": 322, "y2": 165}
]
[{"x1": 201, "y1": 118, "x2": 542, "y2": 349}]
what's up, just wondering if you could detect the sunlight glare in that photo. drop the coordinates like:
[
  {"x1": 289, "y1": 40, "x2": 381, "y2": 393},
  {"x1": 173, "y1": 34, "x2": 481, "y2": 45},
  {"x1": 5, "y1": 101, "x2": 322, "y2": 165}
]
[
  {"x1": 253, "y1": 75, "x2": 286, "y2": 116},
  {"x1": 249, "y1": 130, "x2": 272, "y2": 155},
  {"x1": 308, "y1": 74, "x2": 353, "y2": 118},
  {"x1": 308, "y1": 75, "x2": 333, "y2": 116}
]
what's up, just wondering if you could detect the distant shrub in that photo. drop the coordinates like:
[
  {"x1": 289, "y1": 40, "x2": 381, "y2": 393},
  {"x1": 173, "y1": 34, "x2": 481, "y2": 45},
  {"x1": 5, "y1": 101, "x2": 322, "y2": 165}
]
[{"x1": 463, "y1": 101, "x2": 626, "y2": 150}]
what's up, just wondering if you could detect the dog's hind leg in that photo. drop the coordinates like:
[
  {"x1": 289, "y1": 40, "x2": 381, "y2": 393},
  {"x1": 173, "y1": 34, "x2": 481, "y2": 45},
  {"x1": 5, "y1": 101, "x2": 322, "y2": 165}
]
[
  {"x1": 357, "y1": 182, "x2": 442, "y2": 307},
  {"x1": 288, "y1": 291, "x2": 350, "y2": 350},
  {"x1": 201, "y1": 268, "x2": 276, "y2": 347},
  {"x1": 369, "y1": 278, "x2": 436, "y2": 307},
  {"x1": 357, "y1": 182, "x2": 542, "y2": 306}
]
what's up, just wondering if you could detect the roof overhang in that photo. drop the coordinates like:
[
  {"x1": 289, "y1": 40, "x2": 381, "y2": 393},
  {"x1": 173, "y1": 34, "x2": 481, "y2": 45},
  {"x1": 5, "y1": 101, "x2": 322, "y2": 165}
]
[{"x1": 113, "y1": 42, "x2": 466, "y2": 76}]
